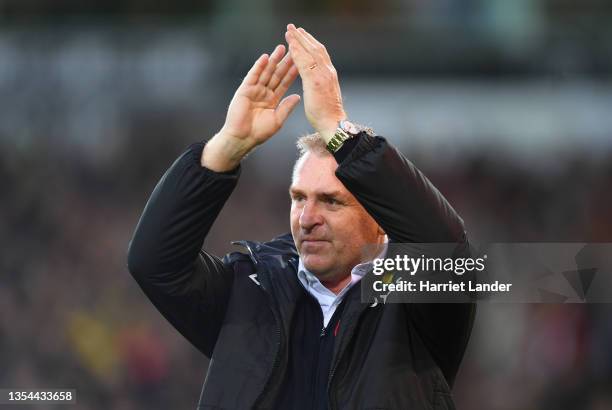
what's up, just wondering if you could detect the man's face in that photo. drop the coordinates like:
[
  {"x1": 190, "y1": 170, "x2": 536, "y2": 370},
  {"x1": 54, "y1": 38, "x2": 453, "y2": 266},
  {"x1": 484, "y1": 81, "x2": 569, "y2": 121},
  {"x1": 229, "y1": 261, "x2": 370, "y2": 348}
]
[{"x1": 290, "y1": 152, "x2": 383, "y2": 282}]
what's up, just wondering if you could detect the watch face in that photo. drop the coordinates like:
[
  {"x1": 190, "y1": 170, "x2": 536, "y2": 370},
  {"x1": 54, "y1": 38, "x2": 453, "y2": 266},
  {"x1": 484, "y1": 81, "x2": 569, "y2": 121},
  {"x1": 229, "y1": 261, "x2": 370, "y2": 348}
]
[{"x1": 340, "y1": 120, "x2": 360, "y2": 135}]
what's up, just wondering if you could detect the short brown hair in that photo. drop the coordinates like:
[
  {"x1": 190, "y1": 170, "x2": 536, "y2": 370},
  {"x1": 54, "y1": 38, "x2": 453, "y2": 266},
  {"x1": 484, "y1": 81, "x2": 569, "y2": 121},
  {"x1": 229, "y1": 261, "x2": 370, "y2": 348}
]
[
  {"x1": 296, "y1": 132, "x2": 330, "y2": 158},
  {"x1": 292, "y1": 132, "x2": 332, "y2": 183}
]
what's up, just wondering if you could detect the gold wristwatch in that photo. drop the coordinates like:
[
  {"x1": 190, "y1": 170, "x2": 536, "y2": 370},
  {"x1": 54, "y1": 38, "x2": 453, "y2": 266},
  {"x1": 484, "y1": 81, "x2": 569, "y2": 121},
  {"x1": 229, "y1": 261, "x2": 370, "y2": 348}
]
[{"x1": 326, "y1": 119, "x2": 363, "y2": 153}]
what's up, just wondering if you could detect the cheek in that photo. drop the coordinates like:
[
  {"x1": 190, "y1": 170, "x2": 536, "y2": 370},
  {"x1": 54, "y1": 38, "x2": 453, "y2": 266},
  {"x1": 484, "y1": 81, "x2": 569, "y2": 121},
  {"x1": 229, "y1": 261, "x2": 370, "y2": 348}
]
[
  {"x1": 290, "y1": 207, "x2": 300, "y2": 232},
  {"x1": 328, "y1": 218, "x2": 353, "y2": 250},
  {"x1": 334, "y1": 212, "x2": 379, "y2": 249}
]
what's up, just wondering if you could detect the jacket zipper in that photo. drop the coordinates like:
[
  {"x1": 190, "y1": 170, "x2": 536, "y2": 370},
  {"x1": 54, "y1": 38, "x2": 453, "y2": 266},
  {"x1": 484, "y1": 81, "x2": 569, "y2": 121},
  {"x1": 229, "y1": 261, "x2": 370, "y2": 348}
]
[
  {"x1": 326, "y1": 306, "x2": 370, "y2": 410},
  {"x1": 325, "y1": 303, "x2": 353, "y2": 410},
  {"x1": 311, "y1": 326, "x2": 326, "y2": 409},
  {"x1": 311, "y1": 290, "x2": 332, "y2": 410},
  {"x1": 326, "y1": 335, "x2": 341, "y2": 410}
]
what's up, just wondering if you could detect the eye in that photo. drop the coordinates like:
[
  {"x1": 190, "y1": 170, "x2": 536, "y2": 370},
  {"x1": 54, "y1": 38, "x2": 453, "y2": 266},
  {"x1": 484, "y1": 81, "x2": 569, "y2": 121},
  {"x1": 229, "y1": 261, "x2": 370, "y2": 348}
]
[
  {"x1": 324, "y1": 197, "x2": 342, "y2": 206},
  {"x1": 291, "y1": 193, "x2": 305, "y2": 202}
]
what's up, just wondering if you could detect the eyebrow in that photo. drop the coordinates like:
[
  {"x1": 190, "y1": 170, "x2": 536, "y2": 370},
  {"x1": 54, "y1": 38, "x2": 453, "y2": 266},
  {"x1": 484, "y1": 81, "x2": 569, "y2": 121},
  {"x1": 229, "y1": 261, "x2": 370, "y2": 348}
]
[{"x1": 289, "y1": 187, "x2": 344, "y2": 198}]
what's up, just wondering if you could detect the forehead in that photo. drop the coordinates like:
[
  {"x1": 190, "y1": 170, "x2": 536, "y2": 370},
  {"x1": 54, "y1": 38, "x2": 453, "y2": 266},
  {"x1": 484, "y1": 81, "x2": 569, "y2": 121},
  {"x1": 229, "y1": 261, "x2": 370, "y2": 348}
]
[{"x1": 291, "y1": 152, "x2": 345, "y2": 193}]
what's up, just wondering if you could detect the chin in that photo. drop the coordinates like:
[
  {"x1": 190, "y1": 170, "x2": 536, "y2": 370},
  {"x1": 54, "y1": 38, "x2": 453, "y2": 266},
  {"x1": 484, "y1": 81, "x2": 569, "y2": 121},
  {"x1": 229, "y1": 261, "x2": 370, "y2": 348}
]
[{"x1": 302, "y1": 255, "x2": 332, "y2": 276}]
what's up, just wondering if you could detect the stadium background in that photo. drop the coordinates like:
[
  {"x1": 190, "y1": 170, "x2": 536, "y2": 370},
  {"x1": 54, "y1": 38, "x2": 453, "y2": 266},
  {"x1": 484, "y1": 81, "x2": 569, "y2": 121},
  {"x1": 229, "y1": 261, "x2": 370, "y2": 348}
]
[{"x1": 1, "y1": 1, "x2": 612, "y2": 409}]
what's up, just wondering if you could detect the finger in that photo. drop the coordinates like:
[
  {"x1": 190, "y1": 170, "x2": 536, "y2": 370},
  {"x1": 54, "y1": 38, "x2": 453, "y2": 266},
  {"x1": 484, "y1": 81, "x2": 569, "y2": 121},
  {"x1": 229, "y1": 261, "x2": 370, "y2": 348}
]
[
  {"x1": 285, "y1": 30, "x2": 316, "y2": 72},
  {"x1": 288, "y1": 25, "x2": 319, "y2": 56},
  {"x1": 242, "y1": 53, "x2": 269, "y2": 86},
  {"x1": 274, "y1": 63, "x2": 299, "y2": 98},
  {"x1": 268, "y1": 53, "x2": 293, "y2": 90},
  {"x1": 298, "y1": 27, "x2": 330, "y2": 60},
  {"x1": 258, "y1": 45, "x2": 286, "y2": 86},
  {"x1": 275, "y1": 94, "x2": 301, "y2": 125},
  {"x1": 297, "y1": 27, "x2": 322, "y2": 47}
]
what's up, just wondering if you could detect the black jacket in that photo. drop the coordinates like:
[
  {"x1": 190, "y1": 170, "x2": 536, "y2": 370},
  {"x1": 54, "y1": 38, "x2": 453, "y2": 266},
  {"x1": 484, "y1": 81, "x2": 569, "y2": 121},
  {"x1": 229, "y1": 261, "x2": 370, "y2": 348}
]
[{"x1": 127, "y1": 134, "x2": 476, "y2": 409}]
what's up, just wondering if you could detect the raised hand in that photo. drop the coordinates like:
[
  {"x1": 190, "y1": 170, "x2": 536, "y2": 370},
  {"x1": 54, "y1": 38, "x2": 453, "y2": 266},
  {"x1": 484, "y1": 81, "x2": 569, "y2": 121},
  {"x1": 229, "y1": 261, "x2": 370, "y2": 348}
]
[
  {"x1": 202, "y1": 45, "x2": 300, "y2": 171},
  {"x1": 284, "y1": 24, "x2": 347, "y2": 142},
  {"x1": 223, "y1": 45, "x2": 301, "y2": 144}
]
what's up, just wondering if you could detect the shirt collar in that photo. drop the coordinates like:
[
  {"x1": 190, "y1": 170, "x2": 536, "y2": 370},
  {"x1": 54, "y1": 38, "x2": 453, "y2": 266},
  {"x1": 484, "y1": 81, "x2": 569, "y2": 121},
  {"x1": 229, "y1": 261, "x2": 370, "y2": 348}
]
[{"x1": 297, "y1": 239, "x2": 388, "y2": 295}]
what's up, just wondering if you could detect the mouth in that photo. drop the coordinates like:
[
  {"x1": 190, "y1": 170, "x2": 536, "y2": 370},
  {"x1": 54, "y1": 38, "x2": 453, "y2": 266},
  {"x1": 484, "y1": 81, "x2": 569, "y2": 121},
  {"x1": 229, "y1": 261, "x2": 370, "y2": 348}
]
[
  {"x1": 300, "y1": 239, "x2": 330, "y2": 250},
  {"x1": 301, "y1": 238, "x2": 329, "y2": 244}
]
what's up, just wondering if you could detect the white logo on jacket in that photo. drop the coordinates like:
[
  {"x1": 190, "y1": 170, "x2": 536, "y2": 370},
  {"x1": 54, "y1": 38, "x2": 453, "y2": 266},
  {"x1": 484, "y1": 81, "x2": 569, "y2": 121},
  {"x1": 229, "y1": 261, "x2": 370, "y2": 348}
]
[{"x1": 249, "y1": 274, "x2": 261, "y2": 286}]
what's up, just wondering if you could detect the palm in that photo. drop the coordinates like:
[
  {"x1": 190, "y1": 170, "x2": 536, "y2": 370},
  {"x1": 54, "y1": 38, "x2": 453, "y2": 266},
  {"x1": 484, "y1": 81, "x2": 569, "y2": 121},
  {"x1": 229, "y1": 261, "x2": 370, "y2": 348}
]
[
  {"x1": 225, "y1": 85, "x2": 283, "y2": 144},
  {"x1": 222, "y1": 46, "x2": 300, "y2": 147}
]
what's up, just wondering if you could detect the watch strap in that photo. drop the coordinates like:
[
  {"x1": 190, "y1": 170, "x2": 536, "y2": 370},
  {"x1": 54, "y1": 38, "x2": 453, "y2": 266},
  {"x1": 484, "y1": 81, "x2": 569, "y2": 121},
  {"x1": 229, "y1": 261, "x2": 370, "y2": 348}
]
[{"x1": 326, "y1": 128, "x2": 352, "y2": 153}]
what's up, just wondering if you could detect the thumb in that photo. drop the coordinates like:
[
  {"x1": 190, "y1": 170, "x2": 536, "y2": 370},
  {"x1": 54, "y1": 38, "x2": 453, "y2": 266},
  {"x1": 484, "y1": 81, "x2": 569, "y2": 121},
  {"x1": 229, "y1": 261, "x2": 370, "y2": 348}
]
[{"x1": 275, "y1": 94, "x2": 301, "y2": 126}]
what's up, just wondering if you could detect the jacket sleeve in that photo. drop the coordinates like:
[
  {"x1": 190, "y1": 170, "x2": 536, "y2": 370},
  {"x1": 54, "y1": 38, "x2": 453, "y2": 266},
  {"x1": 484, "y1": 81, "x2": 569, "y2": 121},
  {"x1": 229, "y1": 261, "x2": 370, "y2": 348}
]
[
  {"x1": 334, "y1": 133, "x2": 476, "y2": 387},
  {"x1": 126, "y1": 142, "x2": 238, "y2": 358}
]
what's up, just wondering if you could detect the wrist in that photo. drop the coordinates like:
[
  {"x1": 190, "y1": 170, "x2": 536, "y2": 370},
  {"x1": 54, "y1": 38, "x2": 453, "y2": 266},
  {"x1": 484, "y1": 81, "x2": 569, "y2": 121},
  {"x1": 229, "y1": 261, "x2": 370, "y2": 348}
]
[
  {"x1": 317, "y1": 114, "x2": 347, "y2": 143},
  {"x1": 200, "y1": 130, "x2": 254, "y2": 172},
  {"x1": 323, "y1": 118, "x2": 371, "y2": 154}
]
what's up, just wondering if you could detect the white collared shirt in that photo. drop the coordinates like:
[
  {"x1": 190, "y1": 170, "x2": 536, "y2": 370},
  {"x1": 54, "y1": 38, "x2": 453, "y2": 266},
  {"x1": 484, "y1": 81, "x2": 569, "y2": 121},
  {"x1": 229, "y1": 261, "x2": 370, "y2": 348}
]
[{"x1": 297, "y1": 242, "x2": 387, "y2": 327}]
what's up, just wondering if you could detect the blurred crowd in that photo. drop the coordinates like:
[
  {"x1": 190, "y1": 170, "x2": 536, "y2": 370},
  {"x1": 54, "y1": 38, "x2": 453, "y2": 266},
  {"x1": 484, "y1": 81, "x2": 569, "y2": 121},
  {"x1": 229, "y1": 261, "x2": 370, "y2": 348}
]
[
  {"x1": 2, "y1": 125, "x2": 612, "y2": 409},
  {"x1": 2, "y1": 1, "x2": 612, "y2": 409}
]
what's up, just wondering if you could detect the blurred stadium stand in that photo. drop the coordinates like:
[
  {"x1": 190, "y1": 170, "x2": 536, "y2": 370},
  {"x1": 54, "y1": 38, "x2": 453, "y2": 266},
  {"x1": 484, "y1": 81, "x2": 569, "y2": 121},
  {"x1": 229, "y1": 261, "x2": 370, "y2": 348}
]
[{"x1": 1, "y1": 1, "x2": 612, "y2": 409}]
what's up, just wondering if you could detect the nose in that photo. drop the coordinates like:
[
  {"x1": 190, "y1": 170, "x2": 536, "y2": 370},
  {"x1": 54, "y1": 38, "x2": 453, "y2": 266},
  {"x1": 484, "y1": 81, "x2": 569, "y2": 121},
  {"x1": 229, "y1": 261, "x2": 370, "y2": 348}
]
[{"x1": 299, "y1": 201, "x2": 323, "y2": 232}]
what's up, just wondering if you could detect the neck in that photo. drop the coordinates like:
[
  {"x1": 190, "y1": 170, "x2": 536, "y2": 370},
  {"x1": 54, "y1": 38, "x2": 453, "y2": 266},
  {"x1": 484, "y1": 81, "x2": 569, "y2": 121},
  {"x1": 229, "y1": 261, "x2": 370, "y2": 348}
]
[{"x1": 321, "y1": 274, "x2": 352, "y2": 295}]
